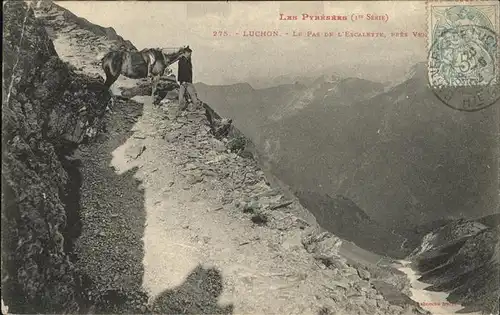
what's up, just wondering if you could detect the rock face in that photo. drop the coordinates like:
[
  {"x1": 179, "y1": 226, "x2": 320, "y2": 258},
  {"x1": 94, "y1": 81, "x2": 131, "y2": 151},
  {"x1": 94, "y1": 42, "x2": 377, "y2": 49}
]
[
  {"x1": 302, "y1": 229, "x2": 344, "y2": 266},
  {"x1": 410, "y1": 215, "x2": 500, "y2": 314},
  {"x1": 2, "y1": 1, "x2": 111, "y2": 313},
  {"x1": 409, "y1": 219, "x2": 488, "y2": 259}
]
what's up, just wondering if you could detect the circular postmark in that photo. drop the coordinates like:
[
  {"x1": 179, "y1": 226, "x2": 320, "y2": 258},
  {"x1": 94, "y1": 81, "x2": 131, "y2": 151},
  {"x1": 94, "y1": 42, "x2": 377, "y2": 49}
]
[{"x1": 428, "y1": 24, "x2": 500, "y2": 112}]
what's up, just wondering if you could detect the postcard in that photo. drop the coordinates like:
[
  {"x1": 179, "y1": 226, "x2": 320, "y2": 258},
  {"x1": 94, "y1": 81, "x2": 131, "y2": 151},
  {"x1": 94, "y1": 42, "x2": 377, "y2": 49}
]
[{"x1": 2, "y1": 1, "x2": 499, "y2": 315}]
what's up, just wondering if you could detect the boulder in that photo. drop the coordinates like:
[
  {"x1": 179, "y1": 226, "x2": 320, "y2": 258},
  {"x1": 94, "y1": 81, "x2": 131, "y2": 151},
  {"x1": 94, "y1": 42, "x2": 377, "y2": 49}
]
[
  {"x1": 302, "y1": 229, "x2": 344, "y2": 268},
  {"x1": 357, "y1": 269, "x2": 371, "y2": 281}
]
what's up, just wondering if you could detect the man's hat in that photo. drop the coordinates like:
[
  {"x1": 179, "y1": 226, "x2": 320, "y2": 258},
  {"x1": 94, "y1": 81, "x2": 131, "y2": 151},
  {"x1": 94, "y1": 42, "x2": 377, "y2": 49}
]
[{"x1": 184, "y1": 46, "x2": 192, "y2": 53}]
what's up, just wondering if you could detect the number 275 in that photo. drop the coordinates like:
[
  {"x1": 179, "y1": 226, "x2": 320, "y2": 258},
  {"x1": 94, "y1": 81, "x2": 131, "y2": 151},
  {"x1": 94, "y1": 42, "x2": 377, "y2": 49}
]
[{"x1": 213, "y1": 31, "x2": 228, "y2": 36}]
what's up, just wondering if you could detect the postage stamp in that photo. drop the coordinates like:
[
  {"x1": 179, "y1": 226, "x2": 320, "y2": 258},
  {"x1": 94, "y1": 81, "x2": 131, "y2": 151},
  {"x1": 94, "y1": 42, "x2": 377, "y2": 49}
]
[{"x1": 426, "y1": 0, "x2": 500, "y2": 111}]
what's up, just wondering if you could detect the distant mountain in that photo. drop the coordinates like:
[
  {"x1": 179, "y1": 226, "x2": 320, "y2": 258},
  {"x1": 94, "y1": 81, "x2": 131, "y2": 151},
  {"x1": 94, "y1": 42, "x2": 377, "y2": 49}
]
[
  {"x1": 195, "y1": 76, "x2": 385, "y2": 143},
  {"x1": 261, "y1": 62, "x2": 499, "y2": 245},
  {"x1": 195, "y1": 82, "x2": 273, "y2": 141},
  {"x1": 197, "y1": 63, "x2": 498, "y2": 257},
  {"x1": 319, "y1": 77, "x2": 385, "y2": 106},
  {"x1": 246, "y1": 75, "x2": 312, "y2": 90},
  {"x1": 244, "y1": 60, "x2": 415, "y2": 90},
  {"x1": 245, "y1": 73, "x2": 337, "y2": 90}
]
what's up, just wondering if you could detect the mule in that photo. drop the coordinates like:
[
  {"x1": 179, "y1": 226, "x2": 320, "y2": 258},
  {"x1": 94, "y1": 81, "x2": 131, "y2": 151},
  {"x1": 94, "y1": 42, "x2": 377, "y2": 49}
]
[{"x1": 101, "y1": 46, "x2": 189, "y2": 90}]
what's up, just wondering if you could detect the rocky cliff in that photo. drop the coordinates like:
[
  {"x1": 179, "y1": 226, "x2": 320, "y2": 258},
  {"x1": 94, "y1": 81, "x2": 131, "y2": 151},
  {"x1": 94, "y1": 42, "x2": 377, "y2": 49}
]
[
  {"x1": 2, "y1": 1, "x2": 111, "y2": 313},
  {"x1": 409, "y1": 215, "x2": 499, "y2": 314},
  {"x1": 32, "y1": 0, "x2": 136, "y2": 51}
]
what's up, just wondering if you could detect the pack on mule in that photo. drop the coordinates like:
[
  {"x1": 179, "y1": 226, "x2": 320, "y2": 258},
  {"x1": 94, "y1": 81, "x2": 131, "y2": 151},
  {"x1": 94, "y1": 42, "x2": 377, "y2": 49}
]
[{"x1": 101, "y1": 46, "x2": 189, "y2": 89}]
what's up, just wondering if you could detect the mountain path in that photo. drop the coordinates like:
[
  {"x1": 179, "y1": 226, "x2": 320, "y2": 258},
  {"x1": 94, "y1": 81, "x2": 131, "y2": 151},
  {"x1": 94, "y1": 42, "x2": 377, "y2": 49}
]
[{"x1": 44, "y1": 10, "x2": 341, "y2": 315}]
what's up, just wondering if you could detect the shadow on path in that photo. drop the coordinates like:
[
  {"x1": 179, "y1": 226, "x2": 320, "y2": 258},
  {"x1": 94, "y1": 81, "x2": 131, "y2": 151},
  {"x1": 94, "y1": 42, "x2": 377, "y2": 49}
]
[
  {"x1": 76, "y1": 96, "x2": 148, "y2": 313},
  {"x1": 152, "y1": 265, "x2": 234, "y2": 314}
]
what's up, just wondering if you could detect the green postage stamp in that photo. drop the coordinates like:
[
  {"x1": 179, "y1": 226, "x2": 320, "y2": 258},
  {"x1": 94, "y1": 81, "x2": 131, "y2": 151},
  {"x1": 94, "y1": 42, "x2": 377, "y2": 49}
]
[{"x1": 427, "y1": 0, "x2": 500, "y2": 111}]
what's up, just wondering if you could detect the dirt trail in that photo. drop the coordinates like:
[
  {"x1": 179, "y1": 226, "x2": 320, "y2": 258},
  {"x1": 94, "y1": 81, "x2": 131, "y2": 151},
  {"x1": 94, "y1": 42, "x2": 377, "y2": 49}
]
[
  {"x1": 116, "y1": 99, "x2": 331, "y2": 314},
  {"x1": 51, "y1": 30, "x2": 335, "y2": 315},
  {"x1": 33, "y1": 4, "x2": 431, "y2": 314}
]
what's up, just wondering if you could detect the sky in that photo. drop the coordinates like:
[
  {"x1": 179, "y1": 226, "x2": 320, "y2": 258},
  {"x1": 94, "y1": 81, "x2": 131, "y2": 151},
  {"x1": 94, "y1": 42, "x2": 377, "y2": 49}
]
[{"x1": 57, "y1": 1, "x2": 429, "y2": 85}]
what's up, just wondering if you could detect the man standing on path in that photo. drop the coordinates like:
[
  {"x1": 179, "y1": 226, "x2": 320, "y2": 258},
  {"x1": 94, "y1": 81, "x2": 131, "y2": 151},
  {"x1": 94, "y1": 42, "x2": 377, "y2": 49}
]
[{"x1": 178, "y1": 47, "x2": 201, "y2": 110}]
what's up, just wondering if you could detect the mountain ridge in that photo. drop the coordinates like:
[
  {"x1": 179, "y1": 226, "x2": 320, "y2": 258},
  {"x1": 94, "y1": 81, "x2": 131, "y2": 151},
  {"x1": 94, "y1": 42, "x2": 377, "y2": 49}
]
[
  {"x1": 258, "y1": 58, "x2": 498, "y2": 238},
  {"x1": 196, "y1": 75, "x2": 387, "y2": 140},
  {"x1": 35, "y1": 0, "x2": 136, "y2": 50}
]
